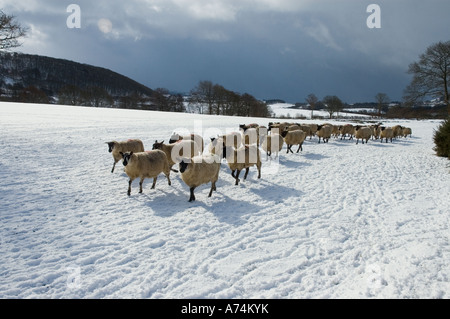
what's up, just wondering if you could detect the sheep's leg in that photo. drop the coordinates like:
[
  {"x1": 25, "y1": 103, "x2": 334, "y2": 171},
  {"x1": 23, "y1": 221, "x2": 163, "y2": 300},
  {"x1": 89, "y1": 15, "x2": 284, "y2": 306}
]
[
  {"x1": 111, "y1": 162, "x2": 116, "y2": 173},
  {"x1": 257, "y1": 165, "x2": 261, "y2": 179},
  {"x1": 208, "y1": 182, "x2": 216, "y2": 197},
  {"x1": 244, "y1": 167, "x2": 250, "y2": 179},
  {"x1": 165, "y1": 173, "x2": 172, "y2": 186},
  {"x1": 296, "y1": 144, "x2": 302, "y2": 153},
  {"x1": 151, "y1": 176, "x2": 158, "y2": 189},
  {"x1": 140, "y1": 177, "x2": 146, "y2": 193},
  {"x1": 189, "y1": 187, "x2": 196, "y2": 202},
  {"x1": 234, "y1": 170, "x2": 241, "y2": 185},
  {"x1": 231, "y1": 170, "x2": 236, "y2": 178},
  {"x1": 127, "y1": 179, "x2": 133, "y2": 196}
]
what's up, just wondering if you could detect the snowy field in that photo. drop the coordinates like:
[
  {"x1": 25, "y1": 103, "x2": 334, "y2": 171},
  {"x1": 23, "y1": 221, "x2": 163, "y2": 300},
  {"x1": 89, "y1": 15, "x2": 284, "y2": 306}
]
[
  {"x1": 267, "y1": 102, "x2": 372, "y2": 119},
  {"x1": 0, "y1": 102, "x2": 449, "y2": 299}
]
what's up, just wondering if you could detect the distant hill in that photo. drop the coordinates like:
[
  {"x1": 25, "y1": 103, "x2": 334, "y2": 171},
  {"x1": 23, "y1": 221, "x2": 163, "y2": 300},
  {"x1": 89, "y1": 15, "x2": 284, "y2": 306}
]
[{"x1": 0, "y1": 51, "x2": 154, "y2": 108}]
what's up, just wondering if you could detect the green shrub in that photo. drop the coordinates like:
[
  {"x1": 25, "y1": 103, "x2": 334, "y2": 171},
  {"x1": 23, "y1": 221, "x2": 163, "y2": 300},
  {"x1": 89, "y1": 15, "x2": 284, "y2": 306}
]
[{"x1": 434, "y1": 118, "x2": 450, "y2": 159}]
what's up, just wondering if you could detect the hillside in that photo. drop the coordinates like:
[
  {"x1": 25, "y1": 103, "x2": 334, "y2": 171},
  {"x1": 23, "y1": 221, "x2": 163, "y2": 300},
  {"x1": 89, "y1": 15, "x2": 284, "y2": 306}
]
[{"x1": 0, "y1": 51, "x2": 154, "y2": 105}]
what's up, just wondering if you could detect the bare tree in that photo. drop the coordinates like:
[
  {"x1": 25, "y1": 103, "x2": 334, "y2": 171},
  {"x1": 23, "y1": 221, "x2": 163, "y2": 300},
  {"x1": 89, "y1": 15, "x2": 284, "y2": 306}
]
[
  {"x1": 0, "y1": 9, "x2": 28, "y2": 50},
  {"x1": 404, "y1": 40, "x2": 450, "y2": 115},
  {"x1": 306, "y1": 93, "x2": 319, "y2": 119},
  {"x1": 323, "y1": 95, "x2": 343, "y2": 119},
  {"x1": 375, "y1": 92, "x2": 390, "y2": 117}
]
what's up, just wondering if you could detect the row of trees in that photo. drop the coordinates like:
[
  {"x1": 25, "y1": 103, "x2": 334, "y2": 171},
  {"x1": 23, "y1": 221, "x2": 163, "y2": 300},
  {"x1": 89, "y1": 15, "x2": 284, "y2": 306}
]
[
  {"x1": 188, "y1": 80, "x2": 272, "y2": 118},
  {"x1": 0, "y1": 9, "x2": 449, "y2": 117}
]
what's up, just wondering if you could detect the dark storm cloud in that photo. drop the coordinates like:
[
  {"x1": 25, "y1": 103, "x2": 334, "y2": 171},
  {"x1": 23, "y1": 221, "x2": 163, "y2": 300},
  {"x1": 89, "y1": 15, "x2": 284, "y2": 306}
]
[{"x1": 1, "y1": 0, "x2": 449, "y2": 103}]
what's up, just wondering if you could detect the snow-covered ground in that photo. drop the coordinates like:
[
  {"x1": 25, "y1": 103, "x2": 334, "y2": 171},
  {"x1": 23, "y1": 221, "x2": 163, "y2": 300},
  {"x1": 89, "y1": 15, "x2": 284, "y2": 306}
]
[{"x1": 0, "y1": 102, "x2": 449, "y2": 299}]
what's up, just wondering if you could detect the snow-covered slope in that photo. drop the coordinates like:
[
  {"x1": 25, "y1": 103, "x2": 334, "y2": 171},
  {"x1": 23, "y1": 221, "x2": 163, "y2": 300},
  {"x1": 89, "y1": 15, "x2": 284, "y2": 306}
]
[
  {"x1": 269, "y1": 102, "x2": 371, "y2": 119},
  {"x1": 0, "y1": 102, "x2": 449, "y2": 299}
]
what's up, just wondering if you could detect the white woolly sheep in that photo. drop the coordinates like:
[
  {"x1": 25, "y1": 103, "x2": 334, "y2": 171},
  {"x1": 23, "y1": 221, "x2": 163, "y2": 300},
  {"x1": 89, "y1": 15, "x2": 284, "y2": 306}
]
[
  {"x1": 152, "y1": 140, "x2": 200, "y2": 172},
  {"x1": 224, "y1": 145, "x2": 261, "y2": 186},
  {"x1": 281, "y1": 129, "x2": 306, "y2": 153},
  {"x1": 371, "y1": 124, "x2": 381, "y2": 140},
  {"x1": 169, "y1": 133, "x2": 205, "y2": 153},
  {"x1": 380, "y1": 127, "x2": 394, "y2": 143},
  {"x1": 354, "y1": 125, "x2": 372, "y2": 144},
  {"x1": 402, "y1": 127, "x2": 412, "y2": 138},
  {"x1": 106, "y1": 139, "x2": 144, "y2": 173},
  {"x1": 339, "y1": 124, "x2": 354, "y2": 140},
  {"x1": 392, "y1": 125, "x2": 403, "y2": 139},
  {"x1": 120, "y1": 150, "x2": 171, "y2": 196},
  {"x1": 260, "y1": 133, "x2": 284, "y2": 159},
  {"x1": 316, "y1": 125, "x2": 333, "y2": 143},
  {"x1": 179, "y1": 154, "x2": 221, "y2": 202}
]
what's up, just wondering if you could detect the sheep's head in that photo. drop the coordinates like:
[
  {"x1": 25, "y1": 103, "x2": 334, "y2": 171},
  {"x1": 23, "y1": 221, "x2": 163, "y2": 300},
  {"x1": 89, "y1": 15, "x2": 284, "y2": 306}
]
[
  {"x1": 280, "y1": 129, "x2": 288, "y2": 138},
  {"x1": 169, "y1": 133, "x2": 180, "y2": 144},
  {"x1": 152, "y1": 140, "x2": 164, "y2": 150},
  {"x1": 179, "y1": 159, "x2": 191, "y2": 173},
  {"x1": 120, "y1": 152, "x2": 134, "y2": 166},
  {"x1": 106, "y1": 142, "x2": 116, "y2": 153}
]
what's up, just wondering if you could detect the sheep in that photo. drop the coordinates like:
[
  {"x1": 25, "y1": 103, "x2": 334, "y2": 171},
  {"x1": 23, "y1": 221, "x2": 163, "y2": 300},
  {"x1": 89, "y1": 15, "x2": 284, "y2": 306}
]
[
  {"x1": 169, "y1": 133, "x2": 205, "y2": 153},
  {"x1": 221, "y1": 132, "x2": 242, "y2": 149},
  {"x1": 241, "y1": 127, "x2": 259, "y2": 146},
  {"x1": 152, "y1": 140, "x2": 200, "y2": 172},
  {"x1": 281, "y1": 129, "x2": 306, "y2": 153},
  {"x1": 208, "y1": 136, "x2": 225, "y2": 158},
  {"x1": 370, "y1": 124, "x2": 381, "y2": 140},
  {"x1": 392, "y1": 125, "x2": 403, "y2": 139},
  {"x1": 354, "y1": 125, "x2": 372, "y2": 144},
  {"x1": 402, "y1": 127, "x2": 412, "y2": 138},
  {"x1": 339, "y1": 124, "x2": 354, "y2": 140},
  {"x1": 260, "y1": 133, "x2": 284, "y2": 159},
  {"x1": 224, "y1": 145, "x2": 261, "y2": 186},
  {"x1": 178, "y1": 154, "x2": 221, "y2": 202},
  {"x1": 106, "y1": 139, "x2": 144, "y2": 173},
  {"x1": 380, "y1": 127, "x2": 394, "y2": 143},
  {"x1": 120, "y1": 150, "x2": 171, "y2": 196},
  {"x1": 316, "y1": 125, "x2": 333, "y2": 143}
]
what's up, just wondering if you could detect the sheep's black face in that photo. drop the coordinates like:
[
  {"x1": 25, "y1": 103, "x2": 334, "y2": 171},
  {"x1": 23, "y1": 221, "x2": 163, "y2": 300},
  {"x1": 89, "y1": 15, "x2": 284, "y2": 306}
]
[
  {"x1": 152, "y1": 141, "x2": 163, "y2": 150},
  {"x1": 121, "y1": 152, "x2": 132, "y2": 166},
  {"x1": 179, "y1": 161, "x2": 189, "y2": 173},
  {"x1": 107, "y1": 142, "x2": 114, "y2": 153},
  {"x1": 168, "y1": 139, "x2": 176, "y2": 144}
]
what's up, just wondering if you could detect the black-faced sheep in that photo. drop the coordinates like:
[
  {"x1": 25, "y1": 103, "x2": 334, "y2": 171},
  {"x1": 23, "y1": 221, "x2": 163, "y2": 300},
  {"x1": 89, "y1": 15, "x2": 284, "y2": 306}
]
[
  {"x1": 179, "y1": 154, "x2": 221, "y2": 202},
  {"x1": 280, "y1": 129, "x2": 306, "y2": 153},
  {"x1": 120, "y1": 150, "x2": 171, "y2": 196},
  {"x1": 339, "y1": 124, "x2": 354, "y2": 140},
  {"x1": 106, "y1": 139, "x2": 144, "y2": 173},
  {"x1": 380, "y1": 127, "x2": 394, "y2": 143},
  {"x1": 152, "y1": 140, "x2": 200, "y2": 173},
  {"x1": 224, "y1": 145, "x2": 261, "y2": 186},
  {"x1": 354, "y1": 125, "x2": 372, "y2": 144},
  {"x1": 316, "y1": 125, "x2": 333, "y2": 143},
  {"x1": 402, "y1": 127, "x2": 412, "y2": 138},
  {"x1": 260, "y1": 133, "x2": 284, "y2": 159},
  {"x1": 169, "y1": 133, "x2": 204, "y2": 153}
]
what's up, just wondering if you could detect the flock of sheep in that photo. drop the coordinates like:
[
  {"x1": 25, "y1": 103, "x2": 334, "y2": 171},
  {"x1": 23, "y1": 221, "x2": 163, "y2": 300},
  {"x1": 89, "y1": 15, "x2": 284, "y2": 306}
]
[{"x1": 106, "y1": 122, "x2": 412, "y2": 202}]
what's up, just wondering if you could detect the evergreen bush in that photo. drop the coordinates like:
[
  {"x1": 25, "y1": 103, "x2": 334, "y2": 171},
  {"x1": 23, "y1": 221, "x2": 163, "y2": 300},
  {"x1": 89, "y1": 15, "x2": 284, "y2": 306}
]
[{"x1": 434, "y1": 118, "x2": 450, "y2": 159}]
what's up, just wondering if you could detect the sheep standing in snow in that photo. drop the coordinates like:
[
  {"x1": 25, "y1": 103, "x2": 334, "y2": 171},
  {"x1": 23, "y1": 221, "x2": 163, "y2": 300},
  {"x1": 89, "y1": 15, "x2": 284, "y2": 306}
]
[
  {"x1": 152, "y1": 140, "x2": 200, "y2": 173},
  {"x1": 224, "y1": 145, "x2": 261, "y2": 186},
  {"x1": 179, "y1": 154, "x2": 221, "y2": 202},
  {"x1": 339, "y1": 124, "x2": 354, "y2": 140},
  {"x1": 260, "y1": 133, "x2": 284, "y2": 159},
  {"x1": 106, "y1": 139, "x2": 144, "y2": 173},
  {"x1": 354, "y1": 125, "x2": 372, "y2": 145},
  {"x1": 169, "y1": 133, "x2": 204, "y2": 153},
  {"x1": 316, "y1": 125, "x2": 333, "y2": 143},
  {"x1": 380, "y1": 127, "x2": 394, "y2": 143},
  {"x1": 120, "y1": 150, "x2": 171, "y2": 196},
  {"x1": 402, "y1": 127, "x2": 412, "y2": 138},
  {"x1": 281, "y1": 129, "x2": 306, "y2": 153},
  {"x1": 392, "y1": 125, "x2": 403, "y2": 139}
]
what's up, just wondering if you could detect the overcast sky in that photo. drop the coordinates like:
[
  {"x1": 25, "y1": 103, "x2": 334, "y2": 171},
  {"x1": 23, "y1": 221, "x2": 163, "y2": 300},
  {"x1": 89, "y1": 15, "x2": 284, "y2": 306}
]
[{"x1": 1, "y1": 0, "x2": 449, "y2": 103}]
